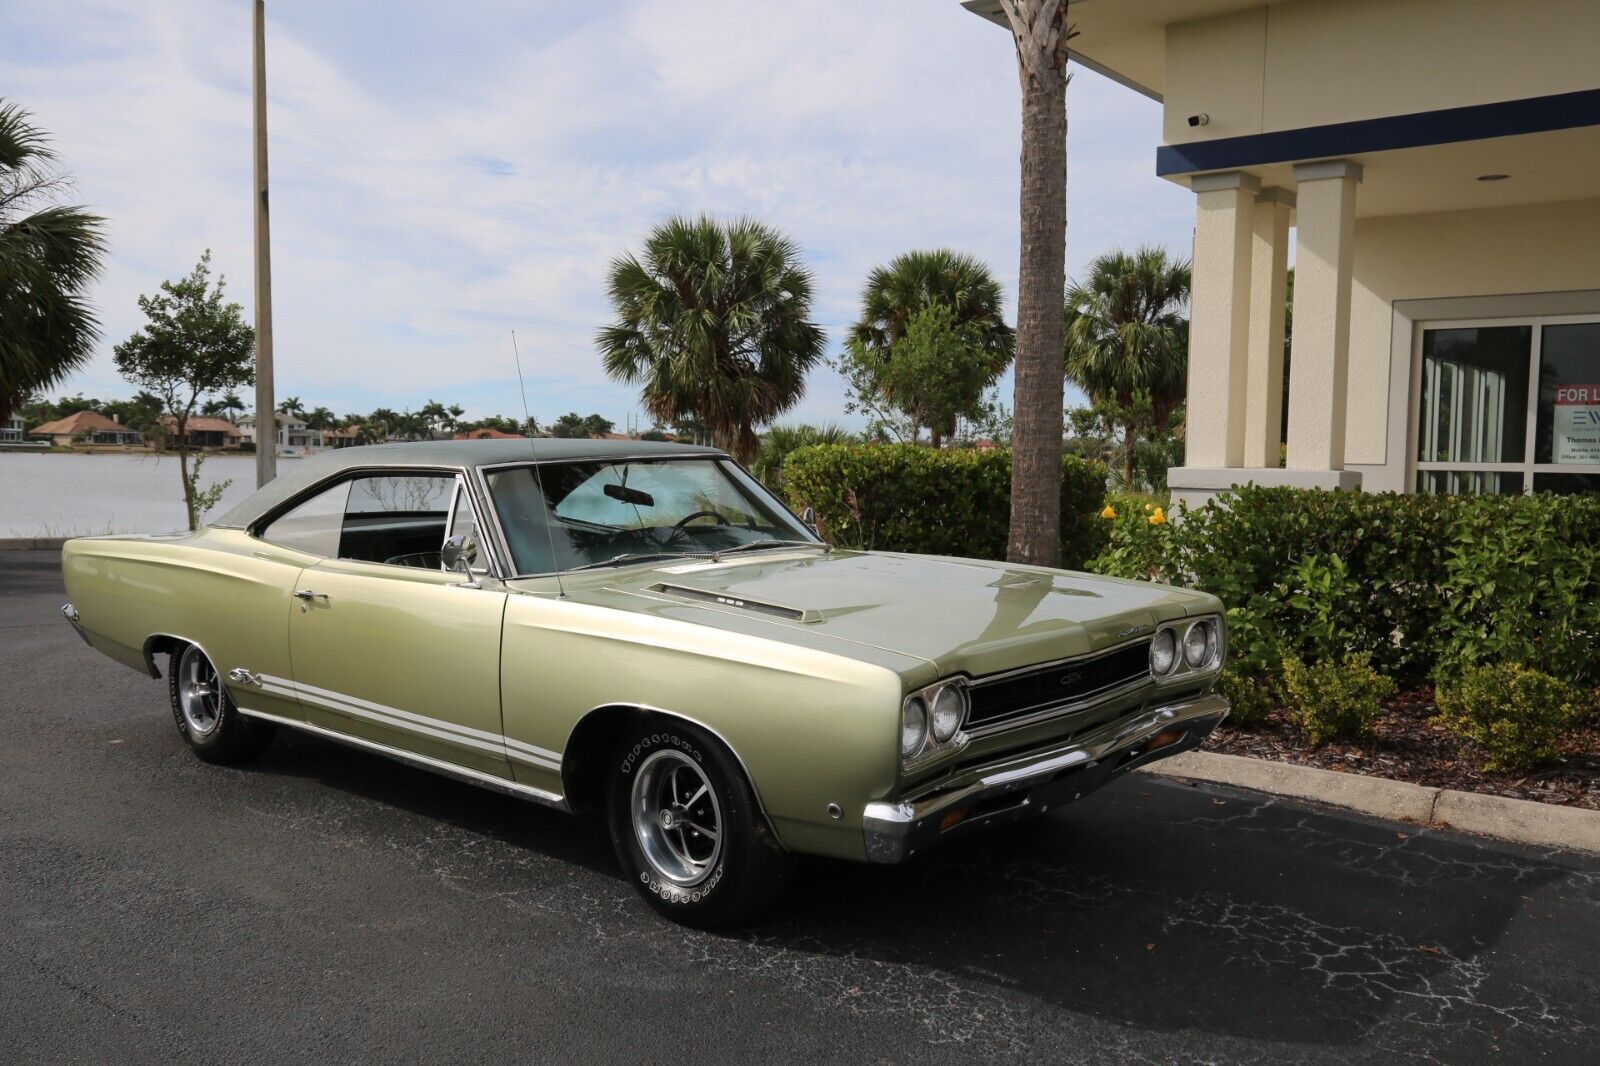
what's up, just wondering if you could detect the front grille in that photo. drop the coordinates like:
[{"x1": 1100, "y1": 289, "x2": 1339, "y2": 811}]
[{"x1": 965, "y1": 640, "x2": 1151, "y2": 730}]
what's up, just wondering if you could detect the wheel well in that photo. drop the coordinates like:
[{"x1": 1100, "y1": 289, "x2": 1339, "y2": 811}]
[
  {"x1": 559, "y1": 705, "x2": 774, "y2": 831},
  {"x1": 141, "y1": 634, "x2": 187, "y2": 679}
]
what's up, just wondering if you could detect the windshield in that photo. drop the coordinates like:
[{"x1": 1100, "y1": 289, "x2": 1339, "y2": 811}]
[{"x1": 484, "y1": 457, "x2": 819, "y2": 575}]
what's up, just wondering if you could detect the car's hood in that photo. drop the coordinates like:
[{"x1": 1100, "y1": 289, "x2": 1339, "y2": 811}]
[{"x1": 588, "y1": 549, "x2": 1213, "y2": 678}]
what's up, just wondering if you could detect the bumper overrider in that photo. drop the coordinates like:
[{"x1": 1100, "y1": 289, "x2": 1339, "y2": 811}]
[{"x1": 862, "y1": 692, "x2": 1228, "y2": 863}]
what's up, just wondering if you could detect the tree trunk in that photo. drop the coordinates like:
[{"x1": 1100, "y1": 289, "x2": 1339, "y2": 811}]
[
  {"x1": 178, "y1": 436, "x2": 196, "y2": 531},
  {"x1": 1001, "y1": 0, "x2": 1072, "y2": 566}
]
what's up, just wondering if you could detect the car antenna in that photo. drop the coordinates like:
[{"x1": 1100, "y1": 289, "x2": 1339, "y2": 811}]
[{"x1": 512, "y1": 330, "x2": 566, "y2": 600}]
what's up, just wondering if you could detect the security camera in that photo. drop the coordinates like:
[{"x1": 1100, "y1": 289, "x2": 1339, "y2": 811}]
[{"x1": 1187, "y1": 113, "x2": 1210, "y2": 128}]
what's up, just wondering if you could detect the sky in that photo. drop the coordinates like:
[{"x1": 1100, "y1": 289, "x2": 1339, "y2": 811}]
[{"x1": 2, "y1": 0, "x2": 1195, "y2": 430}]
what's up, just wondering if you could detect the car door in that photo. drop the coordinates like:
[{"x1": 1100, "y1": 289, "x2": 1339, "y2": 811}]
[{"x1": 286, "y1": 471, "x2": 512, "y2": 780}]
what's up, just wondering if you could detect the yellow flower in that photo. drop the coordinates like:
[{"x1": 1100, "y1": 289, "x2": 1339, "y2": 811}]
[
  {"x1": 1100, "y1": 505, "x2": 1117, "y2": 520},
  {"x1": 1148, "y1": 507, "x2": 1167, "y2": 526},
  {"x1": 1145, "y1": 503, "x2": 1154, "y2": 511}
]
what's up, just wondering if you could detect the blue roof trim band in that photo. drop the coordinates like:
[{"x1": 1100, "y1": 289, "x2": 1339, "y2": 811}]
[{"x1": 1156, "y1": 87, "x2": 1600, "y2": 177}]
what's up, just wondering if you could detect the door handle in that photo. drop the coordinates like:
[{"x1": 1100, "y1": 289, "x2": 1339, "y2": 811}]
[{"x1": 293, "y1": 590, "x2": 328, "y2": 601}]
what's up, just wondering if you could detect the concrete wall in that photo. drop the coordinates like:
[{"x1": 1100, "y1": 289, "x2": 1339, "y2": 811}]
[
  {"x1": 1345, "y1": 197, "x2": 1600, "y2": 482},
  {"x1": 1164, "y1": 0, "x2": 1600, "y2": 145}
]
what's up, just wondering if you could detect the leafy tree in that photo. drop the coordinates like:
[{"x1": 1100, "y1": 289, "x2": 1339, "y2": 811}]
[
  {"x1": 1063, "y1": 245, "x2": 1191, "y2": 485},
  {"x1": 1066, "y1": 391, "x2": 1185, "y2": 492},
  {"x1": 843, "y1": 302, "x2": 1010, "y2": 448},
  {"x1": 549, "y1": 412, "x2": 614, "y2": 438},
  {"x1": 598, "y1": 215, "x2": 824, "y2": 464},
  {"x1": 751, "y1": 423, "x2": 854, "y2": 492},
  {"x1": 993, "y1": 2, "x2": 1077, "y2": 566},
  {"x1": 844, "y1": 250, "x2": 1013, "y2": 447},
  {"x1": 0, "y1": 101, "x2": 108, "y2": 421},
  {"x1": 112, "y1": 251, "x2": 253, "y2": 530}
]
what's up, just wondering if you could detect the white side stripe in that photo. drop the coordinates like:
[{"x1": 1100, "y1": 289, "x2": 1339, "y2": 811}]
[{"x1": 252, "y1": 674, "x2": 561, "y2": 769}]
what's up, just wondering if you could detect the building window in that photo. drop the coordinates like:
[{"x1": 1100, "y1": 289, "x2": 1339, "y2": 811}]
[{"x1": 1414, "y1": 314, "x2": 1600, "y2": 493}]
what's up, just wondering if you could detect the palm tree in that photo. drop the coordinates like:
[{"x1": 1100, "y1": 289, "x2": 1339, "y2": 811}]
[
  {"x1": 277, "y1": 395, "x2": 305, "y2": 418},
  {"x1": 993, "y1": 3, "x2": 1076, "y2": 566},
  {"x1": 846, "y1": 249, "x2": 1013, "y2": 447},
  {"x1": 0, "y1": 101, "x2": 107, "y2": 421},
  {"x1": 218, "y1": 391, "x2": 246, "y2": 420},
  {"x1": 598, "y1": 215, "x2": 824, "y2": 465},
  {"x1": 751, "y1": 423, "x2": 854, "y2": 493},
  {"x1": 1063, "y1": 246, "x2": 1191, "y2": 484}
]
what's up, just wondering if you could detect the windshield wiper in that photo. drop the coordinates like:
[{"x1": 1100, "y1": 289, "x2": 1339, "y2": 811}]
[
  {"x1": 711, "y1": 539, "x2": 831, "y2": 560},
  {"x1": 564, "y1": 551, "x2": 711, "y2": 573}
]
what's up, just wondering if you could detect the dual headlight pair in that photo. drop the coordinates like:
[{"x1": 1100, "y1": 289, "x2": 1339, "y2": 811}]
[
  {"x1": 1150, "y1": 617, "x2": 1222, "y2": 677},
  {"x1": 899, "y1": 680, "x2": 968, "y2": 764}
]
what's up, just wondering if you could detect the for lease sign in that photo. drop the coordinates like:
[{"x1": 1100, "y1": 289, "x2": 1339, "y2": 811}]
[{"x1": 1554, "y1": 384, "x2": 1600, "y2": 464}]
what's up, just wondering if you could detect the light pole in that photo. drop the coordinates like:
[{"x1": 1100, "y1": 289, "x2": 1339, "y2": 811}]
[{"x1": 252, "y1": 0, "x2": 277, "y2": 486}]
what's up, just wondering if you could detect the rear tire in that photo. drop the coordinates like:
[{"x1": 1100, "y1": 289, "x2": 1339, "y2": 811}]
[
  {"x1": 167, "y1": 644, "x2": 275, "y2": 764},
  {"x1": 606, "y1": 718, "x2": 790, "y2": 927}
]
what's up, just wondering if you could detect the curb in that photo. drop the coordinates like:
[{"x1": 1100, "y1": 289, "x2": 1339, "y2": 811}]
[
  {"x1": 0, "y1": 538, "x2": 66, "y2": 551},
  {"x1": 1142, "y1": 749, "x2": 1600, "y2": 855}
]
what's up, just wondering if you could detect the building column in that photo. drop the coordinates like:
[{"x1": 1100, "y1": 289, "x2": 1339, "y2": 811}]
[
  {"x1": 1286, "y1": 159, "x2": 1362, "y2": 471},
  {"x1": 1184, "y1": 170, "x2": 1259, "y2": 469},
  {"x1": 1243, "y1": 188, "x2": 1292, "y2": 468}
]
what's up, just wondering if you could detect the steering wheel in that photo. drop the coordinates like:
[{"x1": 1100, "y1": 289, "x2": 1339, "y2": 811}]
[{"x1": 673, "y1": 509, "x2": 730, "y2": 530}]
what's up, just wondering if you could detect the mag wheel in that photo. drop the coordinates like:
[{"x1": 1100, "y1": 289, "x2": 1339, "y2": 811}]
[
  {"x1": 607, "y1": 718, "x2": 790, "y2": 927},
  {"x1": 167, "y1": 644, "x2": 274, "y2": 764}
]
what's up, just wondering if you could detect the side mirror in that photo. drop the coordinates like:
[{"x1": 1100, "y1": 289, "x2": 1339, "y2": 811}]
[
  {"x1": 801, "y1": 506, "x2": 819, "y2": 536},
  {"x1": 442, "y1": 533, "x2": 479, "y2": 574}
]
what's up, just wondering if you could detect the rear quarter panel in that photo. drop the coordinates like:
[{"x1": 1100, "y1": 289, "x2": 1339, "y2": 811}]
[{"x1": 62, "y1": 529, "x2": 308, "y2": 721}]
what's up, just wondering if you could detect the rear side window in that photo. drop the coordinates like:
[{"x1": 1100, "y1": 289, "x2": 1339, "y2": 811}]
[
  {"x1": 260, "y1": 480, "x2": 350, "y2": 557},
  {"x1": 259, "y1": 473, "x2": 459, "y2": 568}
]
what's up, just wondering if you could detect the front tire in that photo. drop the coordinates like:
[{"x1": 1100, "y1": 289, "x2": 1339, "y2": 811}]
[
  {"x1": 167, "y1": 644, "x2": 274, "y2": 764},
  {"x1": 607, "y1": 718, "x2": 790, "y2": 927}
]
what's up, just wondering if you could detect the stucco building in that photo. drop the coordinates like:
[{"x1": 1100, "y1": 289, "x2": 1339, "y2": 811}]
[{"x1": 966, "y1": 0, "x2": 1600, "y2": 500}]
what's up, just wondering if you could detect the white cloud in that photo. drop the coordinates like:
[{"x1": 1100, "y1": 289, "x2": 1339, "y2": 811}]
[{"x1": 3, "y1": 0, "x2": 1193, "y2": 427}]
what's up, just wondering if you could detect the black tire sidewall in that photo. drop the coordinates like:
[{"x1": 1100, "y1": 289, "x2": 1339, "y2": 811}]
[
  {"x1": 607, "y1": 720, "x2": 784, "y2": 924},
  {"x1": 167, "y1": 647, "x2": 270, "y2": 762}
]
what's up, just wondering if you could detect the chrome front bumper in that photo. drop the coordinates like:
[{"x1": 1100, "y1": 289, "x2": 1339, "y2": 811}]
[{"x1": 861, "y1": 692, "x2": 1228, "y2": 863}]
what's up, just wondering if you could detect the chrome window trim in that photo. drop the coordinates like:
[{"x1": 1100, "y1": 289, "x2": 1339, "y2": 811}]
[
  {"x1": 248, "y1": 463, "x2": 511, "y2": 581},
  {"x1": 476, "y1": 454, "x2": 822, "y2": 580}
]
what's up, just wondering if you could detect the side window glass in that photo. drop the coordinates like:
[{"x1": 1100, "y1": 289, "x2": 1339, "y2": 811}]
[
  {"x1": 448, "y1": 482, "x2": 478, "y2": 548},
  {"x1": 259, "y1": 481, "x2": 351, "y2": 557},
  {"x1": 339, "y1": 474, "x2": 455, "y2": 568}
]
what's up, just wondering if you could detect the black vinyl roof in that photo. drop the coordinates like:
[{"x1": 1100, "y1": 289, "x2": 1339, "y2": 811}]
[{"x1": 208, "y1": 438, "x2": 725, "y2": 530}]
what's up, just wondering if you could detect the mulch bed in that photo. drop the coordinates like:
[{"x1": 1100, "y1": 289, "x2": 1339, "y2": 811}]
[{"x1": 1202, "y1": 687, "x2": 1600, "y2": 810}]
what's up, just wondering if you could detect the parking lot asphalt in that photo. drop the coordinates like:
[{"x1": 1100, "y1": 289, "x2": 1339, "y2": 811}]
[{"x1": 3, "y1": 548, "x2": 1597, "y2": 1064}]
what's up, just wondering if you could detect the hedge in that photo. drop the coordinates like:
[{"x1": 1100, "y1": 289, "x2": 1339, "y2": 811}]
[
  {"x1": 1090, "y1": 485, "x2": 1600, "y2": 688},
  {"x1": 782, "y1": 444, "x2": 1109, "y2": 568}
]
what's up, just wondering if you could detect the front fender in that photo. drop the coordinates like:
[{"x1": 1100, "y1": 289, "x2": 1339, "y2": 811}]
[{"x1": 499, "y1": 592, "x2": 914, "y2": 860}]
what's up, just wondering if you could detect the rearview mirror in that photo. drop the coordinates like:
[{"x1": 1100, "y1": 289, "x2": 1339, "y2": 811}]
[{"x1": 604, "y1": 483, "x2": 655, "y2": 507}]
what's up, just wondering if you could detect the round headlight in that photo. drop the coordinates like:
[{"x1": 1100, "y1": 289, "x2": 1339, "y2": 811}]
[
  {"x1": 1184, "y1": 620, "x2": 1214, "y2": 668},
  {"x1": 901, "y1": 696, "x2": 929, "y2": 760},
  {"x1": 1151, "y1": 629, "x2": 1178, "y2": 675},
  {"x1": 930, "y1": 685, "x2": 965, "y2": 743}
]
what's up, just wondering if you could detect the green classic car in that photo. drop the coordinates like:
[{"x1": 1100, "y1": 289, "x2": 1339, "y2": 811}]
[{"x1": 62, "y1": 439, "x2": 1228, "y2": 925}]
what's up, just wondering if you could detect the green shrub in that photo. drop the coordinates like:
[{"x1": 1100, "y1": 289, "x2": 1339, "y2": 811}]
[
  {"x1": 1216, "y1": 666, "x2": 1275, "y2": 727},
  {"x1": 1088, "y1": 485, "x2": 1600, "y2": 690},
  {"x1": 1087, "y1": 492, "x2": 1174, "y2": 581},
  {"x1": 1435, "y1": 495, "x2": 1600, "y2": 686},
  {"x1": 782, "y1": 444, "x2": 1108, "y2": 567},
  {"x1": 1279, "y1": 653, "x2": 1395, "y2": 744},
  {"x1": 1434, "y1": 664, "x2": 1588, "y2": 772}
]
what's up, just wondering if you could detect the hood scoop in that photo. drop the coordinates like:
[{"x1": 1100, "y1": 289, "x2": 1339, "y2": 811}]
[{"x1": 648, "y1": 582, "x2": 819, "y2": 623}]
